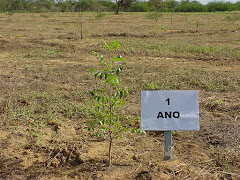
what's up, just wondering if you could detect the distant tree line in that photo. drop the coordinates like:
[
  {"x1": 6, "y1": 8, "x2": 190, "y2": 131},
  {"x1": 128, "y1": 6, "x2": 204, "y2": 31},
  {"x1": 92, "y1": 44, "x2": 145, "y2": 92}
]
[{"x1": 0, "y1": 0, "x2": 240, "y2": 13}]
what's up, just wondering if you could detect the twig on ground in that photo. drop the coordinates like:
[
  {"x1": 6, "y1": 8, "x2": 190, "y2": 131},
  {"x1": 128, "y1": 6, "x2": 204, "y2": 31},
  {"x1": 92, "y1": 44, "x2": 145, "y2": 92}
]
[
  {"x1": 218, "y1": 171, "x2": 240, "y2": 177},
  {"x1": 133, "y1": 163, "x2": 142, "y2": 174},
  {"x1": 46, "y1": 151, "x2": 60, "y2": 167}
]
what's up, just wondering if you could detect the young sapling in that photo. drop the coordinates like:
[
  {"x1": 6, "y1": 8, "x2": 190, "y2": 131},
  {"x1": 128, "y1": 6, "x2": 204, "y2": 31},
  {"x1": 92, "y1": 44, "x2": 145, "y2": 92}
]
[{"x1": 87, "y1": 41, "x2": 145, "y2": 167}]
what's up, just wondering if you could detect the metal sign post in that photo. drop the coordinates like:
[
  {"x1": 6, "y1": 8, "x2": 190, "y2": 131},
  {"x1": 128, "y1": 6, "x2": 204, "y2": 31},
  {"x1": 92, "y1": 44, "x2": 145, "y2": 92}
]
[
  {"x1": 141, "y1": 90, "x2": 199, "y2": 161},
  {"x1": 164, "y1": 131, "x2": 172, "y2": 160}
]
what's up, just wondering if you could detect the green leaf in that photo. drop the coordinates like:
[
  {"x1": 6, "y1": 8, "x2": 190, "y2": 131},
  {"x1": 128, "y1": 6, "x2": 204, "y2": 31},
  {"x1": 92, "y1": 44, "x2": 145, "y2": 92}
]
[
  {"x1": 104, "y1": 67, "x2": 109, "y2": 72},
  {"x1": 94, "y1": 71, "x2": 99, "y2": 78},
  {"x1": 114, "y1": 77, "x2": 120, "y2": 86},
  {"x1": 120, "y1": 90, "x2": 123, "y2": 98},
  {"x1": 89, "y1": 91, "x2": 96, "y2": 97},
  {"x1": 131, "y1": 128, "x2": 147, "y2": 135},
  {"x1": 105, "y1": 41, "x2": 121, "y2": 51},
  {"x1": 104, "y1": 74, "x2": 108, "y2": 79},
  {"x1": 105, "y1": 75, "x2": 119, "y2": 86},
  {"x1": 90, "y1": 68, "x2": 96, "y2": 73},
  {"x1": 91, "y1": 51, "x2": 97, "y2": 56},
  {"x1": 119, "y1": 65, "x2": 123, "y2": 71},
  {"x1": 110, "y1": 56, "x2": 125, "y2": 62},
  {"x1": 97, "y1": 96, "x2": 101, "y2": 101}
]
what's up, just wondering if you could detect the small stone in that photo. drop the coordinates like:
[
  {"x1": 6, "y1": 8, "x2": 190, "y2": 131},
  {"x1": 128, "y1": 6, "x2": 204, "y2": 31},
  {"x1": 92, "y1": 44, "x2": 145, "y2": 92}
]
[
  {"x1": 51, "y1": 159, "x2": 60, "y2": 168},
  {"x1": 60, "y1": 156, "x2": 67, "y2": 164},
  {"x1": 47, "y1": 120, "x2": 59, "y2": 125},
  {"x1": 132, "y1": 155, "x2": 139, "y2": 161},
  {"x1": 136, "y1": 171, "x2": 152, "y2": 180},
  {"x1": 55, "y1": 147, "x2": 62, "y2": 153},
  {"x1": 22, "y1": 151, "x2": 28, "y2": 155},
  {"x1": 34, "y1": 154, "x2": 39, "y2": 158},
  {"x1": 62, "y1": 148, "x2": 70, "y2": 157},
  {"x1": 76, "y1": 154, "x2": 84, "y2": 163},
  {"x1": 159, "y1": 173, "x2": 171, "y2": 180}
]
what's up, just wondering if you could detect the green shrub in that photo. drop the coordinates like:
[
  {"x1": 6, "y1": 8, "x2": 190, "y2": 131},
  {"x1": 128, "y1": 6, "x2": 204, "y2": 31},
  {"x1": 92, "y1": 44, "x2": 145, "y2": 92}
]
[
  {"x1": 206, "y1": 2, "x2": 237, "y2": 12},
  {"x1": 129, "y1": 2, "x2": 153, "y2": 12},
  {"x1": 95, "y1": 12, "x2": 106, "y2": 20},
  {"x1": 225, "y1": 14, "x2": 240, "y2": 23},
  {"x1": 175, "y1": 1, "x2": 206, "y2": 12},
  {"x1": 145, "y1": 12, "x2": 163, "y2": 21}
]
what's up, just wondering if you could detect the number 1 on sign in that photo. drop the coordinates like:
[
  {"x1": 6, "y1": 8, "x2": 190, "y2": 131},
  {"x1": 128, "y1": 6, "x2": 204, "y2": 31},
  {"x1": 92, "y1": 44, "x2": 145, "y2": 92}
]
[{"x1": 166, "y1": 98, "x2": 170, "y2": 105}]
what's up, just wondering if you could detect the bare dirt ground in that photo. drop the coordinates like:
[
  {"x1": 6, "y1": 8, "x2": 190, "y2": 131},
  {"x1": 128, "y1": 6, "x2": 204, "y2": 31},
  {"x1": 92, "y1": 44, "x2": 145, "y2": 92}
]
[{"x1": 0, "y1": 12, "x2": 240, "y2": 179}]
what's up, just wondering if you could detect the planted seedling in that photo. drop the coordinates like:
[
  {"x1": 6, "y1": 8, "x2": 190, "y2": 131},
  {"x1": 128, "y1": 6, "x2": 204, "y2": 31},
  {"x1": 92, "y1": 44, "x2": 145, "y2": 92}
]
[
  {"x1": 196, "y1": 21, "x2": 199, "y2": 29},
  {"x1": 95, "y1": 12, "x2": 106, "y2": 21},
  {"x1": 77, "y1": 12, "x2": 84, "y2": 40},
  {"x1": 160, "y1": 27, "x2": 167, "y2": 31},
  {"x1": 146, "y1": 12, "x2": 163, "y2": 22},
  {"x1": 5, "y1": 11, "x2": 14, "y2": 22},
  {"x1": 216, "y1": 99, "x2": 223, "y2": 105},
  {"x1": 87, "y1": 41, "x2": 145, "y2": 167},
  {"x1": 40, "y1": 13, "x2": 54, "y2": 18},
  {"x1": 225, "y1": 14, "x2": 240, "y2": 24},
  {"x1": 16, "y1": 34, "x2": 23, "y2": 38}
]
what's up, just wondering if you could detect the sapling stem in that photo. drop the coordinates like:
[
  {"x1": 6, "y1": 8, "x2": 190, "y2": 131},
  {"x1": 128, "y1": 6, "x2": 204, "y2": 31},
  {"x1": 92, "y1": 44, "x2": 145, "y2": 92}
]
[
  {"x1": 108, "y1": 89, "x2": 113, "y2": 167},
  {"x1": 80, "y1": 22, "x2": 83, "y2": 40},
  {"x1": 108, "y1": 135, "x2": 113, "y2": 167}
]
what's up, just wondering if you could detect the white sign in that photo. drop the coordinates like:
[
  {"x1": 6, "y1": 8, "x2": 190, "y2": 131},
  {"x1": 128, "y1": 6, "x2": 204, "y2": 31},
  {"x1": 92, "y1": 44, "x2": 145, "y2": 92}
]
[{"x1": 141, "y1": 90, "x2": 199, "y2": 131}]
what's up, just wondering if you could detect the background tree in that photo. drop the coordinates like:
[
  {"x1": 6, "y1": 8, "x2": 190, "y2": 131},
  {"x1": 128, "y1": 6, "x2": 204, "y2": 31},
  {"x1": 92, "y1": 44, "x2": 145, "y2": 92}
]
[
  {"x1": 115, "y1": 0, "x2": 136, "y2": 14},
  {"x1": 149, "y1": 0, "x2": 164, "y2": 11},
  {"x1": 0, "y1": 0, "x2": 239, "y2": 13},
  {"x1": 0, "y1": 0, "x2": 7, "y2": 12}
]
